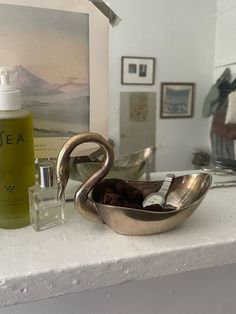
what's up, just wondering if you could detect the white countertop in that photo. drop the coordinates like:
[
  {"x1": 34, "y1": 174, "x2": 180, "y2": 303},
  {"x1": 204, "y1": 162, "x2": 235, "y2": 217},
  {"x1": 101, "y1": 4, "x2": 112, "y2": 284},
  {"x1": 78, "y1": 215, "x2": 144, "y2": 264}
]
[{"x1": 0, "y1": 176, "x2": 236, "y2": 307}]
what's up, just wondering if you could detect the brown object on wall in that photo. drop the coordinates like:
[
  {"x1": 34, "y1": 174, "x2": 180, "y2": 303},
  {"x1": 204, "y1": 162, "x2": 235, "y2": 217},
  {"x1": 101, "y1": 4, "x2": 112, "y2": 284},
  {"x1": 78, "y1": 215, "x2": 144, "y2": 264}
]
[{"x1": 211, "y1": 109, "x2": 236, "y2": 139}]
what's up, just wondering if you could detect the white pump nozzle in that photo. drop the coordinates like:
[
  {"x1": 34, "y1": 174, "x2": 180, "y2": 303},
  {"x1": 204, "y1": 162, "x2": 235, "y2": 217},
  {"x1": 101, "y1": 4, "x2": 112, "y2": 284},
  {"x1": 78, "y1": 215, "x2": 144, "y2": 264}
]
[
  {"x1": 0, "y1": 66, "x2": 21, "y2": 110},
  {"x1": 0, "y1": 66, "x2": 15, "y2": 91},
  {"x1": 0, "y1": 69, "x2": 10, "y2": 86}
]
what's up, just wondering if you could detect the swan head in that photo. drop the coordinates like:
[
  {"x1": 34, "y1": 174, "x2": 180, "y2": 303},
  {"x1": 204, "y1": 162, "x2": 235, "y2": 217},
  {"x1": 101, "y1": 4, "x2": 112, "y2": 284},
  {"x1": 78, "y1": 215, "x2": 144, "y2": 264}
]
[{"x1": 56, "y1": 158, "x2": 70, "y2": 201}]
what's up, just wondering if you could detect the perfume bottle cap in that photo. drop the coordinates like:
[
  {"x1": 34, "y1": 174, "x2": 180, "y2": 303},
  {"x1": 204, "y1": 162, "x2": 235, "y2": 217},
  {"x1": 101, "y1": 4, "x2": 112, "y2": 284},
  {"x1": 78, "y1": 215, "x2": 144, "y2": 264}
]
[{"x1": 38, "y1": 161, "x2": 55, "y2": 188}]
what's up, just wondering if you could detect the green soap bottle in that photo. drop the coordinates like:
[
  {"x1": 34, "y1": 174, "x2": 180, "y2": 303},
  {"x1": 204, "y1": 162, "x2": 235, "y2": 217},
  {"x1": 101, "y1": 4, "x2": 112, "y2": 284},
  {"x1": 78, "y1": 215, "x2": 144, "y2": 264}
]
[{"x1": 0, "y1": 67, "x2": 35, "y2": 228}]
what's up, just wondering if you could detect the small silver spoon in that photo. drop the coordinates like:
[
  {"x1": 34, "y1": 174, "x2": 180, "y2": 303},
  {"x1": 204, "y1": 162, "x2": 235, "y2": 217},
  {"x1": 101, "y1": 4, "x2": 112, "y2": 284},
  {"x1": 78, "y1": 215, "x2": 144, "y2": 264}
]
[{"x1": 142, "y1": 174, "x2": 175, "y2": 207}]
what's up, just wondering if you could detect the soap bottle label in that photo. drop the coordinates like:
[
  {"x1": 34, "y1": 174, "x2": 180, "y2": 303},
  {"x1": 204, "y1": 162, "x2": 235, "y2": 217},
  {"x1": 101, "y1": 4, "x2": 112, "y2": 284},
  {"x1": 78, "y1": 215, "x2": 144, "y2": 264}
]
[
  {"x1": 0, "y1": 116, "x2": 35, "y2": 228},
  {"x1": 0, "y1": 130, "x2": 25, "y2": 147}
]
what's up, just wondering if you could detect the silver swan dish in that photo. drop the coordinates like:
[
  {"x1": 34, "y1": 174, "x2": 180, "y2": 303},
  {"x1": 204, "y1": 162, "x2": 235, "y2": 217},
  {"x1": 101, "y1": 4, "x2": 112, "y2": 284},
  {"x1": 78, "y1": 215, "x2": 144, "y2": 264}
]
[{"x1": 56, "y1": 133, "x2": 212, "y2": 235}]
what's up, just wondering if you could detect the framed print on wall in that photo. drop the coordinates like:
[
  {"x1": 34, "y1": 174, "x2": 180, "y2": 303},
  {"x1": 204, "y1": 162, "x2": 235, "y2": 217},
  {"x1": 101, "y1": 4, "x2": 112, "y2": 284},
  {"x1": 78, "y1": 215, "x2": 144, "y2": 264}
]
[
  {"x1": 120, "y1": 92, "x2": 156, "y2": 155},
  {"x1": 0, "y1": 0, "x2": 109, "y2": 158},
  {"x1": 160, "y1": 82, "x2": 195, "y2": 118},
  {"x1": 121, "y1": 56, "x2": 155, "y2": 85}
]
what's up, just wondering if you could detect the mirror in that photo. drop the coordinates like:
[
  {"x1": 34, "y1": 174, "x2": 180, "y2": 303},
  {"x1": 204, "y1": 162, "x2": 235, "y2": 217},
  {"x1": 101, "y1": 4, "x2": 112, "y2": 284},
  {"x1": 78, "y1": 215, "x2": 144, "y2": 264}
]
[{"x1": 108, "y1": 0, "x2": 236, "y2": 172}]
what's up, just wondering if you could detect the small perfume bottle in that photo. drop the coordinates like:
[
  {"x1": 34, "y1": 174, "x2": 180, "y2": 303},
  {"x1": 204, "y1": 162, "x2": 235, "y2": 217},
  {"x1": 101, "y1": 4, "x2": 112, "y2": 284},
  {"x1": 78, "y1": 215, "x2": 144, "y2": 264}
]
[{"x1": 29, "y1": 161, "x2": 65, "y2": 231}]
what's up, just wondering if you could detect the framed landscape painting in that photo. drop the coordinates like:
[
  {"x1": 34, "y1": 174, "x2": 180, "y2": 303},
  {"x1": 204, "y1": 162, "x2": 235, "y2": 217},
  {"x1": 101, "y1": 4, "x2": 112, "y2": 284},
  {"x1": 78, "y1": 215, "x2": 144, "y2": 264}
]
[
  {"x1": 160, "y1": 82, "x2": 195, "y2": 118},
  {"x1": 0, "y1": 0, "x2": 109, "y2": 158}
]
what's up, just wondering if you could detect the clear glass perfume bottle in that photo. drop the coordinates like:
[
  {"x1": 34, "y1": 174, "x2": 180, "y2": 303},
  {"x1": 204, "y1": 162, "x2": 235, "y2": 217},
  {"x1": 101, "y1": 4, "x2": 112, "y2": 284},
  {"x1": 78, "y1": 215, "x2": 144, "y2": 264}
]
[{"x1": 29, "y1": 161, "x2": 65, "y2": 231}]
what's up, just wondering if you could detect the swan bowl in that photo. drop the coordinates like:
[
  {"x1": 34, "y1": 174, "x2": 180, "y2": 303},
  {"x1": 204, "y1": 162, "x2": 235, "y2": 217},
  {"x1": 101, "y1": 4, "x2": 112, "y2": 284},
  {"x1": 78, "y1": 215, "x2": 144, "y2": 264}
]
[
  {"x1": 91, "y1": 173, "x2": 212, "y2": 236},
  {"x1": 70, "y1": 146, "x2": 156, "y2": 182}
]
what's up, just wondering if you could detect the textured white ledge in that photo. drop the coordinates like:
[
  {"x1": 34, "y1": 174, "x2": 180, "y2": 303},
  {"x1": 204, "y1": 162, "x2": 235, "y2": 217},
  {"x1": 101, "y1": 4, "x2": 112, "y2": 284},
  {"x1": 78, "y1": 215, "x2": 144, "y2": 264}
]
[{"x1": 0, "y1": 179, "x2": 236, "y2": 307}]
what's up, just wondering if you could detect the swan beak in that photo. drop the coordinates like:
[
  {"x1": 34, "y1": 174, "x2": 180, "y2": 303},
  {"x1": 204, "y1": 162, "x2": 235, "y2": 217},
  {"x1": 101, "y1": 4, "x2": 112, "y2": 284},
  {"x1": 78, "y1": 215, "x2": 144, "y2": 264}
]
[
  {"x1": 56, "y1": 164, "x2": 69, "y2": 201},
  {"x1": 57, "y1": 180, "x2": 65, "y2": 201}
]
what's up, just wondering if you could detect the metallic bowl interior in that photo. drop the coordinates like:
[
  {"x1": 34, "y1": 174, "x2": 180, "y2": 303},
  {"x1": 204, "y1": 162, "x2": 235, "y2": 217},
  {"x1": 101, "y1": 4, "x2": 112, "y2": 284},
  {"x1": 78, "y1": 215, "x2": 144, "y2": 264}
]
[
  {"x1": 91, "y1": 173, "x2": 212, "y2": 236},
  {"x1": 70, "y1": 146, "x2": 156, "y2": 182}
]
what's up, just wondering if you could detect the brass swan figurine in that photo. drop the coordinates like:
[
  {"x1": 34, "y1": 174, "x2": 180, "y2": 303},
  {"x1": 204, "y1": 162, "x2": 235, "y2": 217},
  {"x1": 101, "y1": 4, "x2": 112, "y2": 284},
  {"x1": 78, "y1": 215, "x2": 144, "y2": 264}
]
[
  {"x1": 56, "y1": 132, "x2": 212, "y2": 235},
  {"x1": 56, "y1": 132, "x2": 114, "y2": 223}
]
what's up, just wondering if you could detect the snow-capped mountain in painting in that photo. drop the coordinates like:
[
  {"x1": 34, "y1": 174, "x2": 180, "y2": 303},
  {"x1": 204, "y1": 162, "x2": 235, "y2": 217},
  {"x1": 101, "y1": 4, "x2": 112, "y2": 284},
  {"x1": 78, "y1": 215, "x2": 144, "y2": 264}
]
[
  {"x1": 12, "y1": 66, "x2": 89, "y2": 137},
  {"x1": 12, "y1": 65, "x2": 62, "y2": 96}
]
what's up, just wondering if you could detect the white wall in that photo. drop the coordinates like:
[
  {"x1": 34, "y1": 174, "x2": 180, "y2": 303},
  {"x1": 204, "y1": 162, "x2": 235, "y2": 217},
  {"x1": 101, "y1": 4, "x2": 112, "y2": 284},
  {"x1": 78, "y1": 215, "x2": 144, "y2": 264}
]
[
  {"x1": 214, "y1": 0, "x2": 236, "y2": 79},
  {"x1": 108, "y1": 0, "x2": 216, "y2": 171}
]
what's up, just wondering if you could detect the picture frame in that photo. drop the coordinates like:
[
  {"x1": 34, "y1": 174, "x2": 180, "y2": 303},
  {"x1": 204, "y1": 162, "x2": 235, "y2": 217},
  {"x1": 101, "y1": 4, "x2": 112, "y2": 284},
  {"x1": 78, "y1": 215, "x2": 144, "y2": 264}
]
[
  {"x1": 120, "y1": 92, "x2": 156, "y2": 155},
  {"x1": 121, "y1": 56, "x2": 155, "y2": 85},
  {"x1": 160, "y1": 82, "x2": 195, "y2": 118},
  {"x1": 0, "y1": 0, "x2": 109, "y2": 158}
]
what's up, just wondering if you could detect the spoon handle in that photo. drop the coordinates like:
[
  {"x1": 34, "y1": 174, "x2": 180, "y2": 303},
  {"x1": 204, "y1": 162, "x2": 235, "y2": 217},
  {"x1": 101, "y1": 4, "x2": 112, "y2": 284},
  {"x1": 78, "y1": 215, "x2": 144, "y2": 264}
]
[
  {"x1": 157, "y1": 174, "x2": 175, "y2": 198},
  {"x1": 142, "y1": 173, "x2": 175, "y2": 207}
]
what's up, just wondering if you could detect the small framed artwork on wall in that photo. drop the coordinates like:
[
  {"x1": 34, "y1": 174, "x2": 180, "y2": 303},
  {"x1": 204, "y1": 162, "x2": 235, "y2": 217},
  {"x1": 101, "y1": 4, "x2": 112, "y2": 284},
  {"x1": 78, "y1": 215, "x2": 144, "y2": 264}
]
[
  {"x1": 121, "y1": 56, "x2": 155, "y2": 85},
  {"x1": 160, "y1": 82, "x2": 195, "y2": 118}
]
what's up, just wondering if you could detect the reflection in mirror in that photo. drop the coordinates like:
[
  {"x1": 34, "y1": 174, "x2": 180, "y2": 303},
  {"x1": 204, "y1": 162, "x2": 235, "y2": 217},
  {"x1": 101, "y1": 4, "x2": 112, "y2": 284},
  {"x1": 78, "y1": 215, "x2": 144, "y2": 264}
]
[{"x1": 108, "y1": 0, "x2": 236, "y2": 172}]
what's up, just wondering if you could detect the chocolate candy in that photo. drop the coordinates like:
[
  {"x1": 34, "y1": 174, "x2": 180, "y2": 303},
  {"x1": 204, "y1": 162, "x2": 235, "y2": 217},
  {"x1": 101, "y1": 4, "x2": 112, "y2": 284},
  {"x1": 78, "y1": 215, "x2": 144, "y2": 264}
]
[{"x1": 95, "y1": 178, "x2": 176, "y2": 212}]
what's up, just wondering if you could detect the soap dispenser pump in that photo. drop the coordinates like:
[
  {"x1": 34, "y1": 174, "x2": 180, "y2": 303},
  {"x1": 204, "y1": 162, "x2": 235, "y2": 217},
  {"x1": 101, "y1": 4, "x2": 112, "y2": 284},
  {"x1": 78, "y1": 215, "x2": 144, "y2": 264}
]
[{"x1": 0, "y1": 66, "x2": 35, "y2": 229}]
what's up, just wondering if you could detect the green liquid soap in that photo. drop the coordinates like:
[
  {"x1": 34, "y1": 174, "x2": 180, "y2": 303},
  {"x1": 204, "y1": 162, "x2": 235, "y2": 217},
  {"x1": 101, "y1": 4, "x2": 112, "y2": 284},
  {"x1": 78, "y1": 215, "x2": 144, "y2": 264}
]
[{"x1": 0, "y1": 111, "x2": 35, "y2": 228}]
